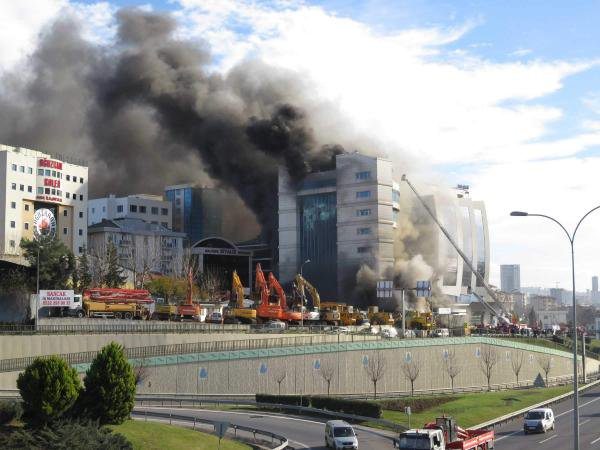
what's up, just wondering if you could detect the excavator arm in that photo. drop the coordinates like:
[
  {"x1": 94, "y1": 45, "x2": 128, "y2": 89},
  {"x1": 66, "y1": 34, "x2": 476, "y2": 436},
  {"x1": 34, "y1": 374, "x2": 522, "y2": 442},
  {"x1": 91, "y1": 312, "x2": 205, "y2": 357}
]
[
  {"x1": 232, "y1": 270, "x2": 244, "y2": 308},
  {"x1": 268, "y1": 272, "x2": 287, "y2": 310},
  {"x1": 294, "y1": 274, "x2": 320, "y2": 309},
  {"x1": 255, "y1": 264, "x2": 269, "y2": 307}
]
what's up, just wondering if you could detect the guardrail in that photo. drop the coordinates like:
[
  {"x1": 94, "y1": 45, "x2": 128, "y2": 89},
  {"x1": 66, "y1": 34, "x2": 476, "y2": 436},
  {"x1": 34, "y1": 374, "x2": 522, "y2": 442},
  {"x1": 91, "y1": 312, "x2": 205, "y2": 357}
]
[
  {"x1": 0, "y1": 322, "x2": 251, "y2": 335},
  {"x1": 0, "y1": 333, "x2": 378, "y2": 373},
  {"x1": 473, "y1": 374, "x2": 600, "y2": 430},
  {"x1": 134, "y1": 396, "x2": 404, "y2": 433},
  {"x1": 132, "y1": 408, "x2": 288, "y2": 450}
]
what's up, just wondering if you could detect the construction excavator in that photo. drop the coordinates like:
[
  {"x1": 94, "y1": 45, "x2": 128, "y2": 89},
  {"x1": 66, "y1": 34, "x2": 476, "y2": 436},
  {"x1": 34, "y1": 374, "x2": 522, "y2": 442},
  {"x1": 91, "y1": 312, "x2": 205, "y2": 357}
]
[
  {"x1": 176, "y1": 268, "x2": 201, "y2": 321},
  {"x1": 255, "y1": 263, "x2": 302, "y2": 323},
  {"x1": 294, "y1": 274, "x2": 340, "y2": 325},
  {"x1": 224, "y1": 270, "x2": 257, "y2": 324}
]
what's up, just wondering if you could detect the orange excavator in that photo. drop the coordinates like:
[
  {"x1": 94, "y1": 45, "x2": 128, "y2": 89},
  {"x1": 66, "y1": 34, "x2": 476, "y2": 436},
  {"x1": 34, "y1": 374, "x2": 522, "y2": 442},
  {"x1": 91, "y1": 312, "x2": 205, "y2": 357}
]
[
  {"x1": 255, "y1": 263, "x2": 302, "y2": 323},
  {"x1": 176, "y1": 268, "x2": 201, "y2": 321}
]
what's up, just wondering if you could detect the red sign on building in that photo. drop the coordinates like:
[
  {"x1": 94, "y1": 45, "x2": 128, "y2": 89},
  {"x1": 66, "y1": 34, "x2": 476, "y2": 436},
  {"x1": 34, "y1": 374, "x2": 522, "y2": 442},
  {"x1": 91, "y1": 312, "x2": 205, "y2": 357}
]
[
  {"x1": 44, "y1": 178, "x2": 60, "y2": 188},
  {"x1": 39, "y1": 159, "x2": 63, "y2": 170}
]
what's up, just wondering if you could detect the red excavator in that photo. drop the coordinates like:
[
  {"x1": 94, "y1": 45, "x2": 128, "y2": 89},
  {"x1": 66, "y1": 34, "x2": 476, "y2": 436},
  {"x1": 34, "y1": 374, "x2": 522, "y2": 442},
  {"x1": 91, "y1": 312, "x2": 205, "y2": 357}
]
[
  {"x1": 255, "y1": 263, "x2": 302, "y2": 323},
  {"x1": 176, "y1": 268, "x2": 201, "y2": 321}
]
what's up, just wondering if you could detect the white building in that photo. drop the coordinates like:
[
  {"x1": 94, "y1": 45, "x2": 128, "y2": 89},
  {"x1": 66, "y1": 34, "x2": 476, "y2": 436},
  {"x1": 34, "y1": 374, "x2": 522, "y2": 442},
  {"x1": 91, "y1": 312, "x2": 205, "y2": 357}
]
[
  {"x1": 500, "y1": 264, "x2": 521, "y2": 292},
  {"x1": 87, "y1": 218, "x2": 186, "y2": 280},
  {"x1": 539, "y1": 310, "x2": 568, "y2": 329},
  {"x1": 0, "y1": 144, "x2": 88, "y2": 262},
  {"x1": 88, "y1": 194, "x2": 172, "y2": 229}
]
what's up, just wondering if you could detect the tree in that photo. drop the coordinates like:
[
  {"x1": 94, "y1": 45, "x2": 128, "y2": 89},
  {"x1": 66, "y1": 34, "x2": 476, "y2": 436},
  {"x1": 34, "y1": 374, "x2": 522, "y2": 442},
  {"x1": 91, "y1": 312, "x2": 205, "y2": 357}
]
[
  {"x1": 364, "y1": 351, "x2": 386, "y2": 399},
  {"x1": 478, "y1": 345, "x2": 498, "y2": 391},
  {"x1": 537, "y1": 356, "x2": 552, "y2": 386},
  {"x1": 401, "y1": 358, "x2": 422, "y2": 396},
  {"x1": 83, "y1": 342, "x2": 136, "y2": 424},
  {"x1": 17, "y1": 355, "x2": 82, "y2": 425},
  {"x1": 510, "y1": 352, "x2": 525, "y2": 385},
  {"x1": 133, "y1": 360, "x2": 150, "y2": 389},
  {"x1": 20, "y1": 236, "x2": 75, "y2": 290},
  {"x1": 103, "y1": 243, "x2": 127, "y2": 288},
  {"x1": 528, "y1": 307, "x2": 538, "y2": 328},
  {"x1": 443, "y1": 349, "x2": 461, "y2": 392},
  {"x1": 319, "y1": 361, "x2": 336, "y2": 396},
  {"x1": 273, "y1": 368, "x2": 287, "y2": 396},
  {"x1": 72, "y1": 250, "x2": 92, "y2": 293},
  {"x1": 146, "y1": 276, "x2": 188, "y2": 304}
]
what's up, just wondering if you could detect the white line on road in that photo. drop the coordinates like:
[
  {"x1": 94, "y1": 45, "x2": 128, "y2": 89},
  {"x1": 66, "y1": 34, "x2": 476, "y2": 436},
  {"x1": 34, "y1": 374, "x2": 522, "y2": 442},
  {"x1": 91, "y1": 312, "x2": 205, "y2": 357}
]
[
  {"x1": 591, "y1": 435, "x2": 600, "y2": 445},
  {"x1": 495, "y1": 430, "x2": 522, "y2": 442},
  {"x1": 538, "y1": 434, "x2": 557, "y2": 444},
  {"x1": 580, "y1": 419, "x2": 591, "y2": 426}
]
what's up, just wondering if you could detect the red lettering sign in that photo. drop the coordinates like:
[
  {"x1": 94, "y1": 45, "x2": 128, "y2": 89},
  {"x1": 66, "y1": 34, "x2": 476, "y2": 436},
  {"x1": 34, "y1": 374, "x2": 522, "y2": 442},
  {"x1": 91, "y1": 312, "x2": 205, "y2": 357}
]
[
  {"x1": 44, "y1": 178, "x2": 60, "y2": 188},
  {"x1": 39, "y1": 159, "x2": 63, "y2": 170}
]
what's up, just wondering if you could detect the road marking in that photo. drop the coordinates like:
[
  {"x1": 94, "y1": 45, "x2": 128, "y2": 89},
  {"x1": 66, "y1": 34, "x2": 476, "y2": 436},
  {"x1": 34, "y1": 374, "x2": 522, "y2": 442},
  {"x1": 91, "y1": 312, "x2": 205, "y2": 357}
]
[
  {"x1": 591, "y1": 435, "x2": 600, "y2": 445},
  {"x1": 581, "y1": 419, "x2": 591, "y2": 426},
  {"x1": 556, "y1": 395, "x2": 600, "y2": 418},
  {"x1": 539, "y1": 434, "x2": 557, "y2": 444},
  {"x1": 495, "y1": 430, "x2": 522, "y2": 442},
  {"x1": 288, "y1": 439, "x2": 309, "y2": 448}
]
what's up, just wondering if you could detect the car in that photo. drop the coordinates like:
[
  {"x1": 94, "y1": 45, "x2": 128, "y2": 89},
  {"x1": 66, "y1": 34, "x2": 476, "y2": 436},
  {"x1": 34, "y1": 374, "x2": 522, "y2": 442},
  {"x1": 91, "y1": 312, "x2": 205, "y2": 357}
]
[
  {"x1": 523, "y1": 407, "x2": 554, "y2": 434},
  {"x1": 381, "y1": 327, "x2": 398, "y2": 338},
  {"x1": 433, "y1": 328, "x2": 450, "y2": 338},
  {"x1": 402, "y1": 330, "x2": 416, "y2": 338},
  {"x1": 264, "y1": 320, "x2": 287, "y2": 331},
  {"x1": 206, "y1": 312, "x2": 223, "y2": 323},
  {"x1": 324, "y1": 420, "x2": 358, "y2": 449}
]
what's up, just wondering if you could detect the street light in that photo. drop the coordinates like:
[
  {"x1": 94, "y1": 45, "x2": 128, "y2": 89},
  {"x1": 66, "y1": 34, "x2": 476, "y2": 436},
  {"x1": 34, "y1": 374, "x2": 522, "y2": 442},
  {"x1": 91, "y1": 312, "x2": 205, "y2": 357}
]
[
  {"x1": 300, "y1": 259, "x2": 311, "y2": 327},
  {"x1": 510, "y1": 205, "x2": 600, "y2": 450}
]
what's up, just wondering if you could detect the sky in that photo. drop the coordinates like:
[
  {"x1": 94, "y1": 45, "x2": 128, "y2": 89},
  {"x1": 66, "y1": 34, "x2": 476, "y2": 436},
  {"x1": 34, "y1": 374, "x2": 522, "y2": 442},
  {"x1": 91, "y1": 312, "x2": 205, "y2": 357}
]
[{"x1": 2, "y1": 0, "x2": 600, "y2": 290}]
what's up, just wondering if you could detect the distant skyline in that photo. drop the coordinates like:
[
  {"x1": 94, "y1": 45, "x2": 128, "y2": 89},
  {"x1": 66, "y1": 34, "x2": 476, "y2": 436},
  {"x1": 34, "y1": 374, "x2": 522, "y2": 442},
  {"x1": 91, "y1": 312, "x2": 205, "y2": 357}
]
[{"x1": 2, "y1": 1, "x2": 600, "y2": 289}]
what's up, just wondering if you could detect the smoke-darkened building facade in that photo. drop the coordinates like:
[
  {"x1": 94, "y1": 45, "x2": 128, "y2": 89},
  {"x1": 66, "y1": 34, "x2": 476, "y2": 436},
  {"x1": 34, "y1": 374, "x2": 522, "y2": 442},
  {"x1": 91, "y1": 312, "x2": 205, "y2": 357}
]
[{"x1": 279, "y1": 152, "x2": 490, "y2": 303}]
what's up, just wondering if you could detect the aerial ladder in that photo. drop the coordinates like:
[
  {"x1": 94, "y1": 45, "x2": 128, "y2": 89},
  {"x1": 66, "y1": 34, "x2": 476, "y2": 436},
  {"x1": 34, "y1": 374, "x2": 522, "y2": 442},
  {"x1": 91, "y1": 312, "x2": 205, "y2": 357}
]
[
  {"x1": 402, "y1": 174, "x2": 510, "y2": 324},
  {"x1": 227, "y1": 270, "x2": 257, "y2": 324},
  {"x1": 294, "y1": 274, "x2": 340, "y2": 324}
]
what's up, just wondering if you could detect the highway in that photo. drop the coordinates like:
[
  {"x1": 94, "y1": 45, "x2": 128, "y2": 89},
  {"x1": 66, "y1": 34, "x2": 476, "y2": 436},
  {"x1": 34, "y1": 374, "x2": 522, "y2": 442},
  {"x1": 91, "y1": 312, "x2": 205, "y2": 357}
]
[
  {"x1": 134, "y1": 406, "x2": 395, "y2": 449},
  {"x1": 495, "y1": 383, "x2": 600, "y2": 450}
]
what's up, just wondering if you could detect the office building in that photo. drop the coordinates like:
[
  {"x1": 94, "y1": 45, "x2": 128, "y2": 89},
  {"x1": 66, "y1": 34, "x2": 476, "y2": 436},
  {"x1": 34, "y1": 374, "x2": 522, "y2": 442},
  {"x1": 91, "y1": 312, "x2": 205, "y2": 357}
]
[
  {"x1": 87, "y1": 218, "x2": 186, "y2": 278},
  {"x1": 550, "y1": 287, "x2": 568, "y2": 306},
  {"x1": 164, "y1": 184, "x2": 223, "y2": 245},
  {"x1": 500, "y1": 264, "x2": 521, "y2": 292},
  {"x1": 278, "y1": 152, "x2": 490, "y2": 301},
  {"x1": 592, "y1": 276, "x2": 599, "y2": 303},
  {"x1": 88, "y1": 194, "x2": 172, "y2": 229},
  {"x1": 0, "y1": 144, "x2": 88, "y2": 262}
]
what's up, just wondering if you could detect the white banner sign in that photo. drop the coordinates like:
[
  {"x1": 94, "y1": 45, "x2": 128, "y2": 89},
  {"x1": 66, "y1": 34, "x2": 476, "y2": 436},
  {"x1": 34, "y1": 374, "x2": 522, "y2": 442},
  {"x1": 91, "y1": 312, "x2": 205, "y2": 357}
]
[{"x1": 39, "y1": 290, "x2": 74, "y2": 307}]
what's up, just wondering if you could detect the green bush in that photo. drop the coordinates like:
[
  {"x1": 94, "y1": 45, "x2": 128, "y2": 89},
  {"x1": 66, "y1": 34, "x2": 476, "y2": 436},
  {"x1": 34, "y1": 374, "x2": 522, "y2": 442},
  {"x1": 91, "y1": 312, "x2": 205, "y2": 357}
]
[
  {"x1": 17, "y1": 355, "x2": 81, "y2": 425},
  {"x1": 255, "y1": 394, "x2": 310, "y2": 407},
  {"x1": 379, "y1": 396, "x2": 455, "y2": 413},
  {"x1": 83, "y1": 342, "x2": 136, "y2": 424},
  {"x1": 0, "y1": 400, "x2": 22, "y2": 425},
  {"x1": 310, "y1": 396, "x2": 381, "y2": 418},
  {"x1": 0, "y1": 420, "x2": 132, "y2": 449}
]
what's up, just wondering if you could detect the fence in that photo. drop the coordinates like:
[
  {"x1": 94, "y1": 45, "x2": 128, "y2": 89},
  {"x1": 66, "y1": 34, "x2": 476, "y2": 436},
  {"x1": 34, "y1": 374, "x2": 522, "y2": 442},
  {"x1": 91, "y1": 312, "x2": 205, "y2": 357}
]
[{"x1": 0, "y1": 322, "x2": 251, "y2": 335}]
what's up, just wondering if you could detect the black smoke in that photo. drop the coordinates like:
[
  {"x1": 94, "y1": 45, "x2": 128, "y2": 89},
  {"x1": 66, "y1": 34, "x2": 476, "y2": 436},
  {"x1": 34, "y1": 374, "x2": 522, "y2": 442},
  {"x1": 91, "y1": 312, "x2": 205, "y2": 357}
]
[{"x1": 0, "y1": 9, "x2": 342, "y2": 238}]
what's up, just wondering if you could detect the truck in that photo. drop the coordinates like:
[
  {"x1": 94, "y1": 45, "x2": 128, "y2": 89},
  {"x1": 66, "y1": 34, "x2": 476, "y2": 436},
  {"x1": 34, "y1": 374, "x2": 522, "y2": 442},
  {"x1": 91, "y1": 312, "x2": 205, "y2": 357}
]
[
  {"x1": 81, "y1": 288, "x2": 154, "y2": 319},
  {"x1": 394, "y1": 417, "x2": 494, "y2": 450}
]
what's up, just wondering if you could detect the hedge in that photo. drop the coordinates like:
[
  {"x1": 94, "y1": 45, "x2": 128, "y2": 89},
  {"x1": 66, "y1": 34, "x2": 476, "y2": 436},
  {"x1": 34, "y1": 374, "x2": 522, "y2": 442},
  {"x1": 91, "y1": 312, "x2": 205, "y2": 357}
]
[
  {"x1": 255, "y1": 394, "x2": 310, "y2": 407},
  {"x1": 379, "y1": 396, "x2": 455, "y2": 414},
  {"x1": 0, "y1": 400, "x2": 22, "y2": 425},
  {"x1": 310, "y1": 396, "x2": 381, "y2": 418}
]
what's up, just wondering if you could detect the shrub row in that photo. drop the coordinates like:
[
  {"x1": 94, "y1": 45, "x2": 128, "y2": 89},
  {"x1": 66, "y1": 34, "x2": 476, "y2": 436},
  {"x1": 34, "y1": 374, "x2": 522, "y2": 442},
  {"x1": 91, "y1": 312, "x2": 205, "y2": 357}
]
[
  {"x1": 255, "y1": 394, "x2": 309, "y2": 407},
  {"x1": 255, "y1": 394, "x2": 381, "y2": 418},
  {"x1": 379, "y1": 396, "x2": 455, "y2": 414}
]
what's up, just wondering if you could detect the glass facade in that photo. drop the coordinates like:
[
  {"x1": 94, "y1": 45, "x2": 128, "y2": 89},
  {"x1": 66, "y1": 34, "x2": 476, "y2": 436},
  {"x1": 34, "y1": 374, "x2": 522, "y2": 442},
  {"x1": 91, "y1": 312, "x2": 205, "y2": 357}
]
[
  {"x1": 473, "y1": 208, "x2": 486, "y2": 286},
  {"x1": 461, "y1": 206, "x2": 473, "y2": 288},
  {"x1": 441, "y1": 206, "x2": 458, "y2": 286},
  {"x1": 299, "y1": 192, "x2": 337, "y2": 299}
]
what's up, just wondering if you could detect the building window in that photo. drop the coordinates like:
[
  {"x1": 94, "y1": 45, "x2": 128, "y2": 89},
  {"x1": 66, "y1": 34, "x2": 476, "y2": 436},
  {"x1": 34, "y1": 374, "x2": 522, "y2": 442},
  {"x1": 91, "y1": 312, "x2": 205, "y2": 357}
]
[
  {"x1": 356, "y1": 208, "x2": 371, "y2": 217},
  {"x1": 19, "y1": 184, "x2": 24, "y2": 191},
  {"x1": 57, "y1": 190, "x2": 61, "y2": 196},
  {"x1": 24, "y1": 204, "x2": 29, "y2": 211},
  {"x1": 45, "y1": 169, "x2": 51, "y2": 176},
  {"x1": 139, "y1": 206, "x2": 147, "y2": 213},
  {"x1": 79, "y1": 194, "x2": 83, "y2": 201},
  {"x1": 10, "y1": 221, "x2": 15, "y2": 228},
  {"x1": 19, "y1": 165, "x2": 24, "y2": 173},
  {"x1": 10, "y1": 202, "x2": 16, "y2": 209},
  {"x1": 38, "y1": 169, "x2": 44, "y2": 176},
  {"x1": 392, "y1": 190, "x2": 400, "y2": 203},
  {"x1": 102, "y1": 206, "x2": 106, "y2": 212},
  {"x1": 37, "y1": 187, "x2": 43, "y2": 194},
  {"x1": 27, "y1": 167, "x2": 33, "y2": 174},
  {"x1": 78, "y1": 246, "x2": 83, "y2": 253},
  {"x1": 117, "y1": 205, "x2": 123, "y2": 213},
  {"x1": 79, "y1": 211, "x2": 83, "y2": 218},
  {"x1": 175, "y1": 198, "x2": 181, "y2": 206},
  {"x1": 78, "y1": 229, "x2": 83, "y2": 236},
  {"x1": 51, "y1": 189, "x2": 56, "y2": 195},
  {"x1": 66, "y1": 175, "x2": 70, "y2": 181},
  {"x1": 27, "y1": 186, "x2": 32, "y2": 193},
  {"x1": 57, "y1": 172, "x2": 62, "y2": 179},
  {"x1": 66, "y1": 192, "x2": 70, "y2": 198},
  {"x1": 11, "y1": 164, "x2": 16, "y2": 171},
  {"x1": 161, "y1": 222, "x2": 168, "y2": 228},
  {"x1": 45, "y1": 188, "x2": 50, "y2": 194},
  {"x1": 151, "y1": 207, "x2": 158, "y2": 215},
  {"x1": 356, "y1": 190, "x2": 371, "y2": 199},
  {"x1": 72, "y1": 174, "x2": 76, "y2": 181},
  {"x1": 161, "y1": 208, "x2": 168, "y2": 216},
  {"x1": 24, "y1": 223, "x2": 29, "y2": 230},
  {"x1": 130, "y1": 205, "x2": 137, "y2": 213},
  {"x1": 63, "y1": 227, "x2": 68, "y2": 235},
  {"x1": 11, "y1": 183, "x2": 16, "y2": 190},
  {"x1": 92, "y1": 207, "x2": 95, "y2": 213},
  {"x1": 63, "y1": 210, "x2": 68, "y2": 217},
  {"x1": 355, "y1": 171, "x2": 371, "y2": 180},
  {"x1": 72, "y1": 193, "x2": 75, "y2": 199},
  {"x1": 357, "y1": 227, "x2": 371, "y2": 235},
  {"x1": 9, "y1": 240, "x2": 15, "y2": 248},
  {"x1": 80, "y1": 177, "x2": 84, "y2": 183},
  {"x1": 52, "y1": 170, "x2": 56, "y2": 177},
  {"x1": 357, "y1": 246, "x2": 371, "y2": 254}
]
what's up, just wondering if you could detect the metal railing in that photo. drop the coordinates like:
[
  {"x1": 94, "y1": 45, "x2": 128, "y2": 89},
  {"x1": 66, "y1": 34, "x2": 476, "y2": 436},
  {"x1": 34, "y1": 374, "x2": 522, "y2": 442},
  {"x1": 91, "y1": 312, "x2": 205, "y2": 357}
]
[
  {"x1": 133, "y1": 408, "x2": 288, "y2": 450},
  {"x1": 0, "y1": 322, "x2": 251, "y2": 335},
  {"x1": 0, "y1": 333, "x2": 378, "y2": 373}
]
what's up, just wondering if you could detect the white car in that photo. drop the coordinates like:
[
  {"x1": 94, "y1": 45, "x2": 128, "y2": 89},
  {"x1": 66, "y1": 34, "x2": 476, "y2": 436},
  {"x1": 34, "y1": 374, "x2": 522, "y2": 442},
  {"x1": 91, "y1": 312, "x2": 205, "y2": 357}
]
[
  {"x1": 381, "y1": 328, "x2": 398, "y2": 338},
  {"x1": 325, "y1": 420, "x2": 358, "y2": 449},
  {"x1": 433, "y1": 328, "x2": 450, "y2": 338},
  {"x1": 523, "y1": 407, "x2": 554, "y2": 434}
]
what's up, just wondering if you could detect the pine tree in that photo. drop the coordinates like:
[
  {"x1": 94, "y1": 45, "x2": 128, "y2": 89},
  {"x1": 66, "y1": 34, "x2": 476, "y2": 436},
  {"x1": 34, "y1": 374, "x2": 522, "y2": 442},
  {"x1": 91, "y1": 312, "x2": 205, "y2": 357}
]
[
  {"x1": 102, "y1": 243, "x2": 126, "y2": 288},
  {"x1": 73, "y1": 250, "x2": 92, "y2": 293},
  {"x1": 20, "y1": 236, "x2": 75, "y2": 290}
]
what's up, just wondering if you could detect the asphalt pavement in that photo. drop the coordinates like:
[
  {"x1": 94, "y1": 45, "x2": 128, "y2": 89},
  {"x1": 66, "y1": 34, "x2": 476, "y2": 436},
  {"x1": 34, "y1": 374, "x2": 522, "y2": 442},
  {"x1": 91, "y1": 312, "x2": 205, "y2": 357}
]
[
  {"x1": 135, "y1": 406, "x2": 396, "y2": 449},
  {"x1": 494, "y1": 383, "x2": 600, "y2": 450}
]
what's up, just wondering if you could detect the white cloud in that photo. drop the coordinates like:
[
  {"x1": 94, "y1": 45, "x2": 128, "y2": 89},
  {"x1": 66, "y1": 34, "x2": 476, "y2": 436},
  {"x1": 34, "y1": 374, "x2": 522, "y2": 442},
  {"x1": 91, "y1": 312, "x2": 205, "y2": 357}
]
[{"x1": 510, "y1": 48, "x2": 533, "y2": 57}]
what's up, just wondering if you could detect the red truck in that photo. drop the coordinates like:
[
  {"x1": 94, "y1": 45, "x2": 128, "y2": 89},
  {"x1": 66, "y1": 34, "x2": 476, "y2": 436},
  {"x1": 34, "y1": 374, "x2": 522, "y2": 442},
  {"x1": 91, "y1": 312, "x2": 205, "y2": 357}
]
[{"x1": 394, "y1": 416, "x2": 494, "y2": 450}]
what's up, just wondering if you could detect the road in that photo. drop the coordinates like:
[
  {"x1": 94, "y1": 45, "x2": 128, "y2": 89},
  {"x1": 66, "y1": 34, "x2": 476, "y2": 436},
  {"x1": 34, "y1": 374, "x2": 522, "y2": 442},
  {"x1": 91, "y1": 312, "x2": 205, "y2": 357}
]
[
  {"x1": 134, "y1": 406, "x2": 395, "y2": 449},
  {"x1": 495, "y1": 383, "x2": 600, "y2": 450}
]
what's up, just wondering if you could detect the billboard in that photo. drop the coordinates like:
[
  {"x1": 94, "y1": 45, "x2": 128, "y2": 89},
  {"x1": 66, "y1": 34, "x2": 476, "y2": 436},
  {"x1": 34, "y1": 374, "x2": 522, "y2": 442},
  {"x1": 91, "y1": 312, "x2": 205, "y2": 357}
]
[
  {"x1": 33, "y1": 208, "x2": 57, "y2": 239},
  {"x1": 39, "y1": 290, "x2": 75, "y2": 308}
]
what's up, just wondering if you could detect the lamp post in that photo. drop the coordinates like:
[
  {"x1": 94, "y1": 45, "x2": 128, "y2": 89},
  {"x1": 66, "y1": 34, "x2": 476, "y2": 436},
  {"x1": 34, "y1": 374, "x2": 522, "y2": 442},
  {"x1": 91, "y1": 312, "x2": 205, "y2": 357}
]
[
  {"x1": 511, "y1": 206, "x2": 600, "y2": 450},
  {"x1": 300, "y1": 259, "x2": 311, "y2": 328}
]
